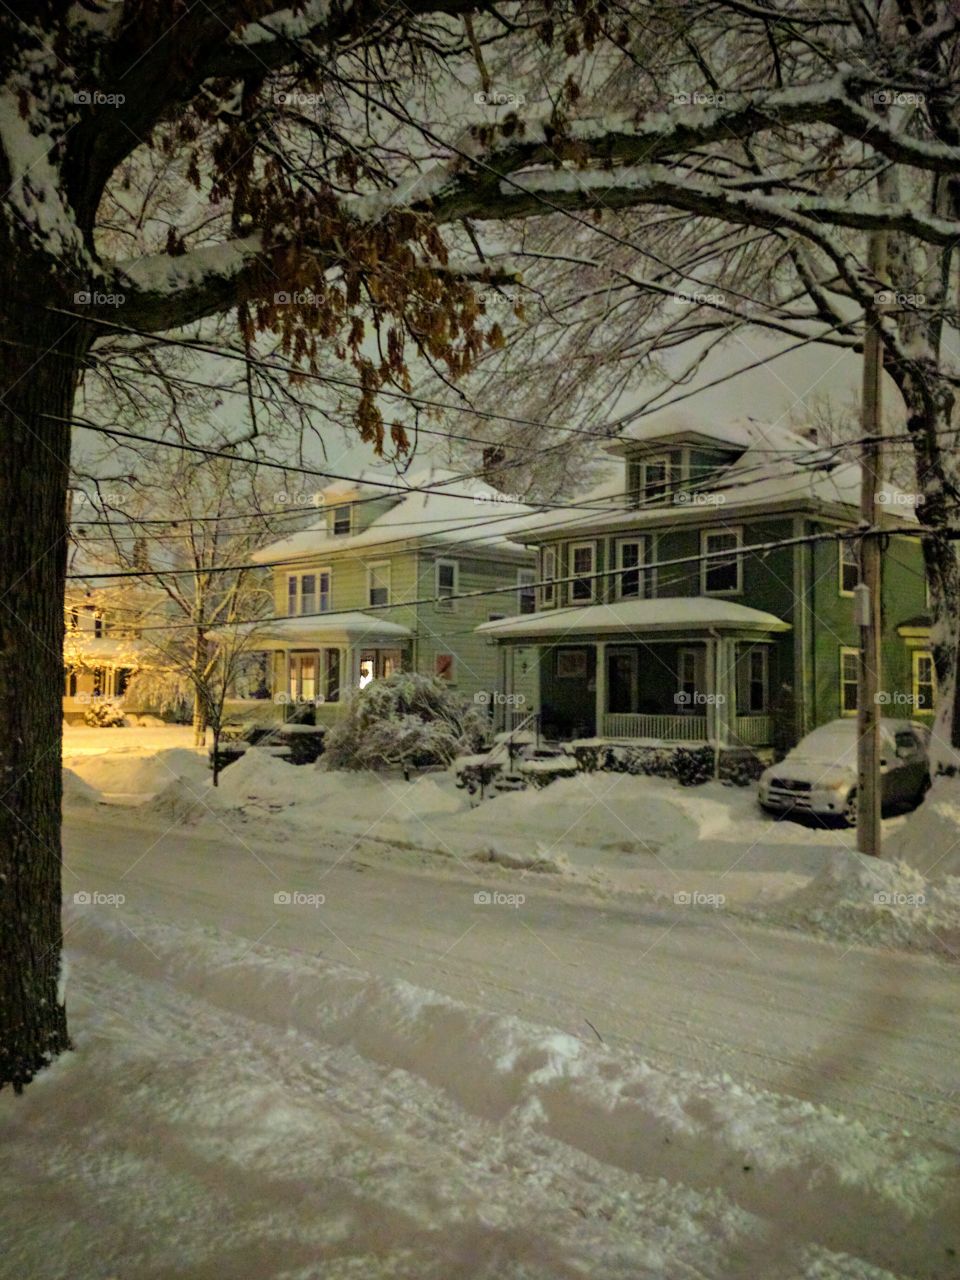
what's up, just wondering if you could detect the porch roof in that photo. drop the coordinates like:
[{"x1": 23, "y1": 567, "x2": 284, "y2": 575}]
[
  {"x1": 207, "y1": 612, "x2": 411, "y2": 650},
  {"x1": 477, "y1": 597, "x2": 790, "y2": 642}
]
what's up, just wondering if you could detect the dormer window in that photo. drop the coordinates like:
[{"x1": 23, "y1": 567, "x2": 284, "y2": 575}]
[
  {"x1": 331, "y1": 504, "x2": 352, "y2": 536},
  {"x1": 629, "y1": 452, "x2": 679, "y2": 506}
]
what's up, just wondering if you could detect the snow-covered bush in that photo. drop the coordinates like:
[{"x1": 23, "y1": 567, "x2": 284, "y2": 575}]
[
  {"x1": 82, "y1": 701, "x2": 126, "y2": 728},
  {"x1": 324, "y1": 674, "x2": 487, "y2": 772}
]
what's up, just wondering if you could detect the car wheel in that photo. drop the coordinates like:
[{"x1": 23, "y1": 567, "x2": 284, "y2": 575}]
[{"x1": 842, "y1": 790, "x2": 858, "y2": 827}]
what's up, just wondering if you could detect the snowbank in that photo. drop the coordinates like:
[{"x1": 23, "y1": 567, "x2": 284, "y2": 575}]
[
  {"x1": 64, "y1": 739, "x2": 208, "y2": 802},
  {"x1": 759, "y1": 850, "x2": 960, "y2": 957},
  {"x1": 62, "y1": 767, "x2": 101, "y2": 808},
  {"x1": 885, "y1": 777, "x2": 960, "y2": 876}
]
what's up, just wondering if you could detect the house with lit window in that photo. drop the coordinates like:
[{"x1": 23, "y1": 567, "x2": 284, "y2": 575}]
[
  {"x1": 478, "y1": 411, "x2": 935, "y2": 751},
  {"x1": 234, "y1": 468, "x2": 538, "y2": 724},
  {"x1": 62, "y1": 586, "x2": 150, "y2": 721}
]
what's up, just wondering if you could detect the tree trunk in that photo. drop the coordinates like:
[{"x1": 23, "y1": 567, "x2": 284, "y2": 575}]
[
  {"x1": 0, "y1": 302, "x2": 83, "y2": 1091},
  {"x1": 901, "y1": 376, "x2": 960, "y2": 769},
  {"x1": 192, "y1": 629, "x2": 208, "y2": 746}
]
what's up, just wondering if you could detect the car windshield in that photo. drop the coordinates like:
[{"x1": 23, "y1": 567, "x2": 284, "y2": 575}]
[{"x1": 789, "y1": 722, "x2": 896, "y2": 764}]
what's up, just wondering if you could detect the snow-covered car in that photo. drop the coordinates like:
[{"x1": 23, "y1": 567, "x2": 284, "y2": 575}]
[{"x1": 758, "y1": 718, "x2": 930, "y2": 825}]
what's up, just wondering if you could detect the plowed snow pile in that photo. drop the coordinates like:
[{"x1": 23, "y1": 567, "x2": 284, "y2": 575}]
[
  {"x1": 1, "y1": 906, "x2": 956, "y2": 1279},
  {"x1": 757, "y1": 850, "x2": 960, "y2": 956},
  {"x1": 64, "y1": 744, "x2": 208, "y2": 800},
  {"x1": 885, "y1": 778, "x2": 960, "y2": 877}
]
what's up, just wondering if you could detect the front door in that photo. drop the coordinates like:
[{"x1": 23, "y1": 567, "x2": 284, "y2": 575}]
[
  {"x1": 607, "y1": 647, "x2": 638, "y2": 714},
  {"x1": 289, "y1": 652, "x2": 318, "y2": 703}
]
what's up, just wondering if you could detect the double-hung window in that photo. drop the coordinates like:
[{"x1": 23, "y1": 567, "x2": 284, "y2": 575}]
[
  {"x1": 839, "y1": 539, "x2": 859, "y2": 596},
  {"x1": 517, "y1": 569, "x2": 536, "y2": 614},
  {"x1": 701, "y1": 528, "x2": 742, "y2": 595},
  {"x1": 288, "y1": 570, "x2": 330, "y2": 616},
  {"x1": 541, "y1": 547, "x2": 557, "y2": 607},
  {"x1": 840, "y1": 647, "x2": 859, "y2": 714},
  {"x1": 436, "y1": 559, "x2": 458, "y2": 609},
  {"x1": 368, "y1": 562, "x2": 391, "y2": 608},
  {"x1": 616, "y1": 537, "x2": 654, "y2": 599},
  {"x1": 569, "y1": 542, "x2": 596, "y2": 602},
  {"x1": 912, "y1": 650, "x2": 936, "y2": 711}
]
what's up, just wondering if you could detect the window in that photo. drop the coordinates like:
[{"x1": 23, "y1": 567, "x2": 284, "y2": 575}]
[
  {"x1": 616, "y1": 537, "x2": 654, "y2": 600},
  {"x1": 436, "y1": 559, "x2": 458, "y2": 609},
  {"x1": 288, "y1": 571, "x2": 330, "y2": 616},
  {"x1": 569, "y1": 542, "x2": 596, "y2": 602},
  {"x1": 677, "y1": 648, "x2": 701, "y2": 708},
  {"x1": 323, "y1": 648, "x2": 341, "y2": 702},
  {"x1": 737, "y1": 647, "x2": 769, "y2": 714},
  {"x1": 839, "y1": 539, "x2": 859, "y2": 596},
  {"x1": 435, "y1": 652, "x2": 455, "y2": 682},
  {"x1": 331, "y1": 504, "x2": 352, "y2": 536},
  {"x1": 542, "y1": 547, "x2": 557, "y2": 608},
  {"x1": 640, "y1": 454, "x2": 671, "y2": 501},
  {"x1": 288, "y1": 653, "x2": 318, "y2": 702},
  {"x1": 701, "y1": 528, "x2": 742, "y2": 595},
  {"x1": 912, "y1": 650, "x2": 936, "y2": 711},
  {"x1": 557, "y1": 648, "x2": 588, "y2": 678},
  {"x1": 64, "y1": 669, "x2": 77, "y2": 697},
  {"x1": 840, "y1": 647, "x2": 859, "y2": 714},
  {"x1": 367, "y1": 561, "x2": 391, "y2": 608},
  {"x1": 518, "y1": 569, "x2": 536, "y2": 614},
  {"x1": 94, "y1": 613, "x2": 104, "y2": 638}
]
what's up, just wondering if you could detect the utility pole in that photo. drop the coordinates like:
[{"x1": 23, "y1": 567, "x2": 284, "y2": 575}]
[{"x1": 856, "y1": 229, "x2": 887, "y2": 857}]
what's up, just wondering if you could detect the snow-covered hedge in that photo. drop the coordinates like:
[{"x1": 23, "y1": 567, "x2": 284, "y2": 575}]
[{"x1": 324, "y1": 673, "x2": 487, "y2": 772}]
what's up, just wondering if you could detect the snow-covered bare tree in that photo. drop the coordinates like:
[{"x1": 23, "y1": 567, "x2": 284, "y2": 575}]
[{"x1": 7, "y1": 0, "x2": 960, "y2": 1091}]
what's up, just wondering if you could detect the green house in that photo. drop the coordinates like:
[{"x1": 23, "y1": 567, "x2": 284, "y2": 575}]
[
  {"x1": 478, "y1": 413, "x2": 934, "y2": 751},
  {"x1": 232, "y1": 468, "x2": 538, "y2": 727}
]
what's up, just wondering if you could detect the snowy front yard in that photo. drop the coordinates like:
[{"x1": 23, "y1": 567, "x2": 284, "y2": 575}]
[{"x1": 4, "y1": 727, "x2": 958, "y2": 1278}]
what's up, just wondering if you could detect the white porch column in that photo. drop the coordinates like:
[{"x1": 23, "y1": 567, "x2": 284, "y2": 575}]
[
  {"x1": 714, "y1": 637, "x2": 734, "y2": 746},
  {"x1": 595, "y1": 641, "x2": 607, "y2": 737},
  {"x1": 704, "y1": 639, "x2": 717, "y2": 745}
]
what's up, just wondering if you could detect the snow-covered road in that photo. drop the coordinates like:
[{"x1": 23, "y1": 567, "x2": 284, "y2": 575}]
[{"x1": 62, "y1": 805, "x2": 960, "y2": 1147}]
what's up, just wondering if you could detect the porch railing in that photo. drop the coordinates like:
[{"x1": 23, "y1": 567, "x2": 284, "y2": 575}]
[
  {"x1": 601, "y1": 712, "x2": 708, "y2": 741},
  {"x1": 732, "y1": 714, "x2": 774, "y2": 746}
]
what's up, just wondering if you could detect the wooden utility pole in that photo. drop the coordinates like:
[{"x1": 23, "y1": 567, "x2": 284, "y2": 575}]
[{"x1": 856, "y1": 230, "x2": 887, "y2": 857}]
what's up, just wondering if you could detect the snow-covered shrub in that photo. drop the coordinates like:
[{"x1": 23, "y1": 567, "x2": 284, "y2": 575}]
[
  {"x1": 579, "y1": 742, "x2": 715, "y2": 785},
  {"x1": 518, "y1": 756, "x2": 580, "y2": 789},
  {"x1": 324, "y1": 674, "x2": 487, "y2": 772},
  {"x1": 82, "y1": 701, "x2": 126, "y2": 728}
]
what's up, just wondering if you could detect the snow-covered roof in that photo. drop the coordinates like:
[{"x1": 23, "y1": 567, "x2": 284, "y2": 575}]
[
  {"x1": 477, "y1": 598, "x2": 790, "y2": 640},
  {"x1": 609, "y1": 408, "x2": 794, "y2": 453},
  {"x1": 206, "y1": 612, "x2": 411, "y2": 648},
  {"x1": 512, "y1": 420, "x2": 919, "y2": 541},
  {"x1": 253, "y1": 466, "x2": 537, "y2": 564}
]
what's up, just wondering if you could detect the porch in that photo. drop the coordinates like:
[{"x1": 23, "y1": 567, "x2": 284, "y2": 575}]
[
  {"x1": 207, "y1": 613, "x2": 413, "y2": 721},
  {"x1": 477, "y1": 598, "x2": 791, "y2": 747}
]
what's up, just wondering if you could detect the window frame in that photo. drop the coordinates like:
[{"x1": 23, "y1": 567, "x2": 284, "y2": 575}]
[
  {"x1": 435, "y1": 558, "x2": 459, "y2": 610},
  {"x1": 367, "y1": 560, "x2": 391, "y2": 608},
  {"x1": 541, "y1": 546, "x2": 557, "y2": 608},
  {"x1": 701, "y1": 527, "x2": 743, "y2": 596},
  {"x1": 677, "y1": 647, "x2": 701, "y2": 707},
  {"x1": 838, "y1": 538, "x2": 859, "y2": 597},
  {"x1": 288, "y1": 569, "x2": 331, "y2": 616},
  {"x1": 639, "y1": 453, "x2": 672, "y2": 502},
  {"x1": 556, "y1": 648, "x2": 588, "y2": 679},
  {"x1": 840, "y1": 646, "x2": 860, "y2": 715},
  {"x1": 615, "y1": 536, "x2": 654, "y2": 600},
  {"x1": 568, "y1": 540, "x2": 596, "y2": 603},
  {"x1": 330, "y1": 504, "x2": 352, "y2": 536},
  {"x1": 517, "y1": 568, "x2": 536, "y2": 614},
  {"x1": 912, "y1": 649, "x2": 936, "y2": 713}
]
